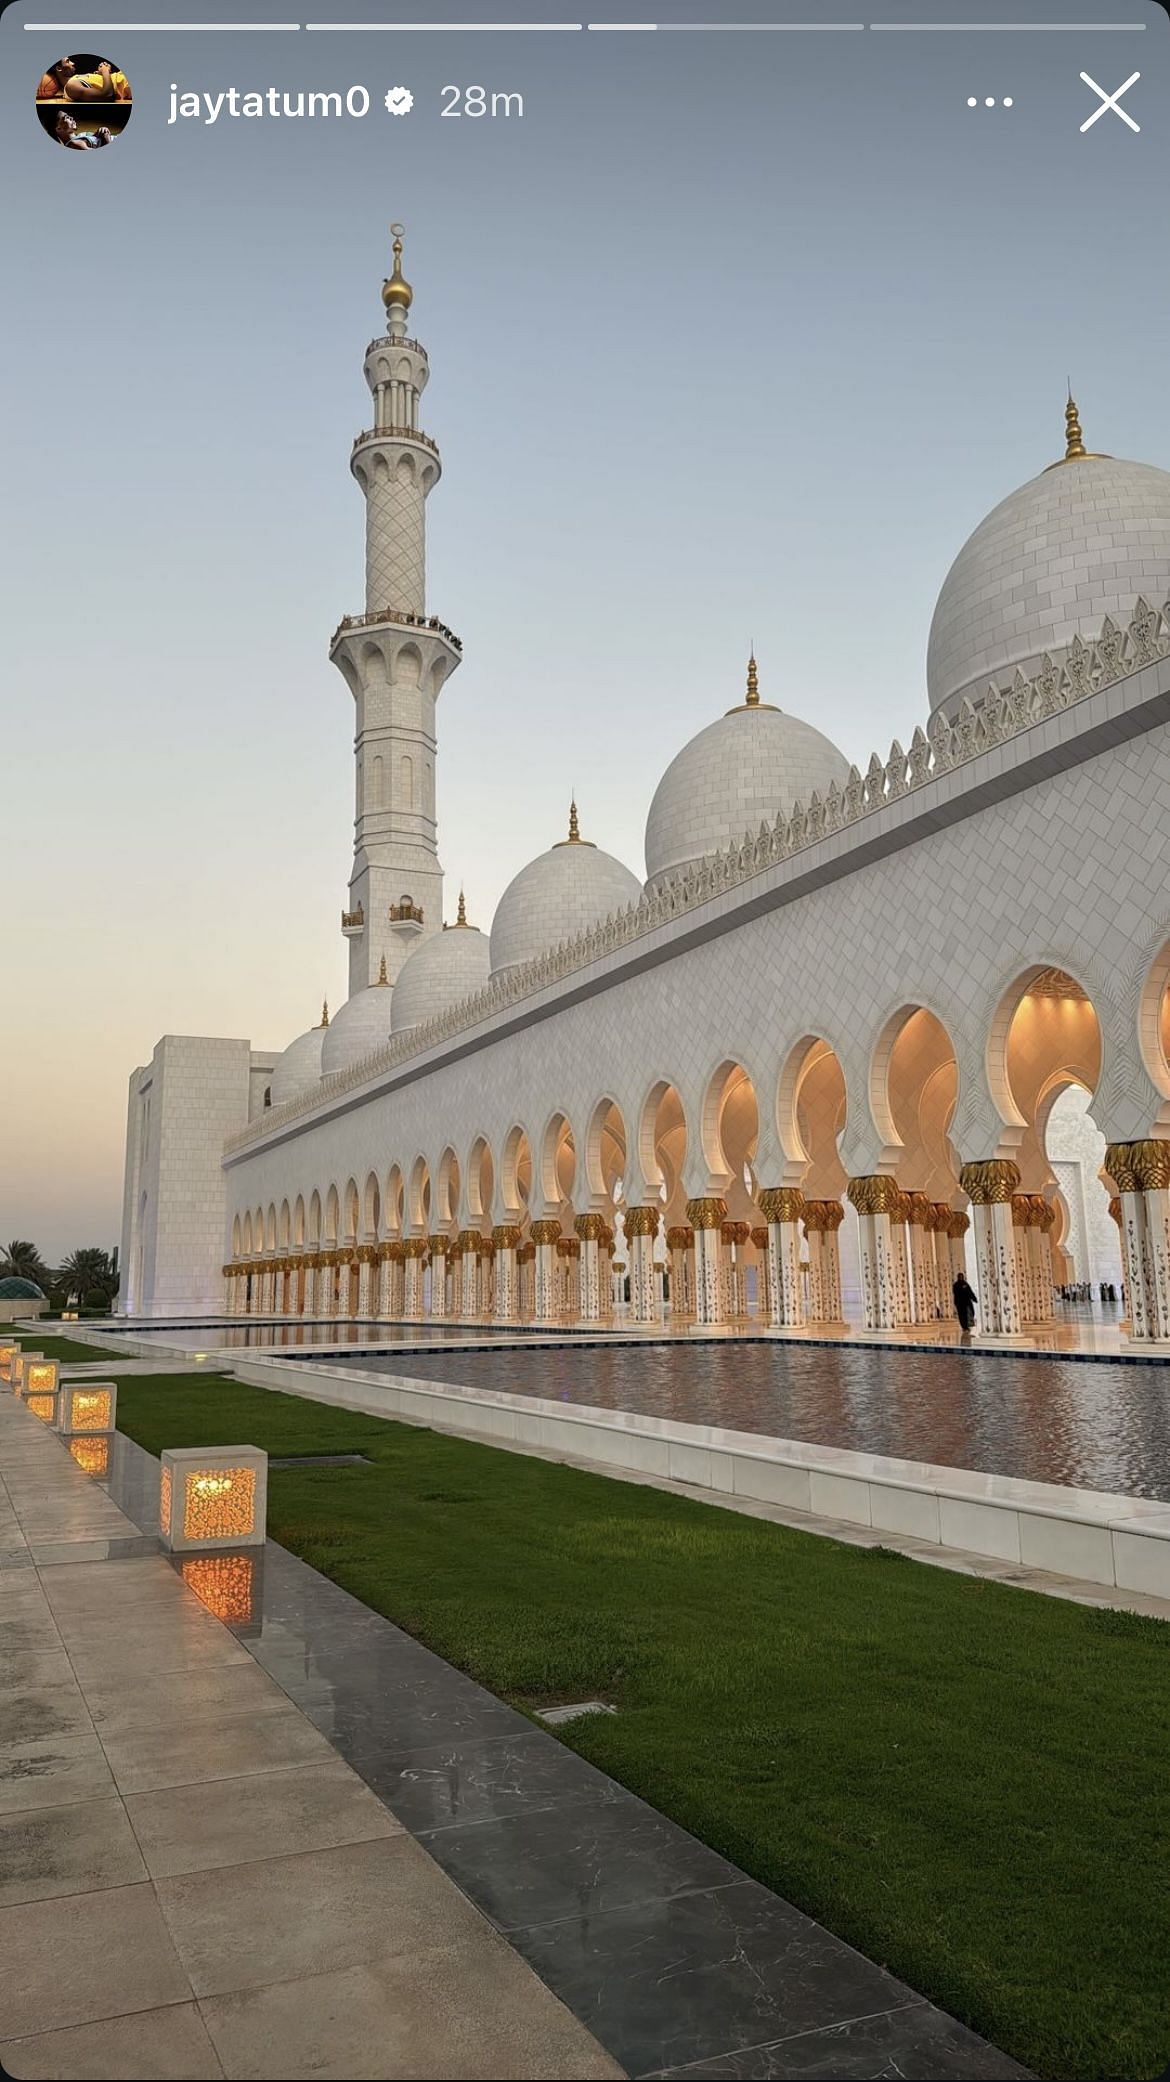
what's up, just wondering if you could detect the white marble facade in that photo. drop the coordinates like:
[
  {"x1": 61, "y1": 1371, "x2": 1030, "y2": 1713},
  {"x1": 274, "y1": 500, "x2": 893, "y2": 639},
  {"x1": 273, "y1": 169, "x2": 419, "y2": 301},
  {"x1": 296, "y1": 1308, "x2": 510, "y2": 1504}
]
[{"x1": 119, "y1": 238, "x2": 1170, "y2": 1340}]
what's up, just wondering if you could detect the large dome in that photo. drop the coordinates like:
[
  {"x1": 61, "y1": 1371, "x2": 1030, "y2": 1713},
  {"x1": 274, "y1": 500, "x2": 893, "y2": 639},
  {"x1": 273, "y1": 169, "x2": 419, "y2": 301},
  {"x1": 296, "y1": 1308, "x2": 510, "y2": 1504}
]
[
  {"x1": 320, "y1": 966, "x2": 393, "y2": 1076},
  {"x1": 270, "y1": 1007, "x2": 328, "y2": 1107},
  {"x1": 490, "y1": 805, "x2": 643, "y2": 976},
  {"x1": 392, "y1": 903, "x2": 492, "y2": 1031},
  {"x1": 927, "y1": 410, "x2": 1170, "y2": 719},
  {"x1": 644, "y1": 660, "x2": 851, "y2": 887}
]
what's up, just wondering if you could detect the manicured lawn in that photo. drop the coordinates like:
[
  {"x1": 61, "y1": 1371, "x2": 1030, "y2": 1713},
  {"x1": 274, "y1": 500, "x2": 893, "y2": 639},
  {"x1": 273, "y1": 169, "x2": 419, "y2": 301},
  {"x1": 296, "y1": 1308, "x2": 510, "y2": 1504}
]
[
  {"x1": 113, "y1": 1372, "x2": 1170, "y2": 2082},
  {"x1": 4, "y1": 1330, "x2": 120, "y2": 1363}
]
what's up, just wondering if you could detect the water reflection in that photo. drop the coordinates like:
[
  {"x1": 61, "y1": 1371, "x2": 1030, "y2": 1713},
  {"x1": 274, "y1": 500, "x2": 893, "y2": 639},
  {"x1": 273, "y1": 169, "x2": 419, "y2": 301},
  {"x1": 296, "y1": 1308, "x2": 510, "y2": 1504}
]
[
  {"x1": 329, "y1": 1343, "x2": 1170, "y2": 1500},
  {"x1": 84, "y1": 1318, "x2": 553, "y2": 1353}
]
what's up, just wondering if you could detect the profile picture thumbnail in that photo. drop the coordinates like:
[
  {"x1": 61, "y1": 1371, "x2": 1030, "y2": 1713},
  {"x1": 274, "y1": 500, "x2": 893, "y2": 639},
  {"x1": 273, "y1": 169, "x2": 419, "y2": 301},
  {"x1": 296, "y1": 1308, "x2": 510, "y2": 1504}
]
[{"x1": 36, "y1": 53, "x2": 132, "y2": 152}]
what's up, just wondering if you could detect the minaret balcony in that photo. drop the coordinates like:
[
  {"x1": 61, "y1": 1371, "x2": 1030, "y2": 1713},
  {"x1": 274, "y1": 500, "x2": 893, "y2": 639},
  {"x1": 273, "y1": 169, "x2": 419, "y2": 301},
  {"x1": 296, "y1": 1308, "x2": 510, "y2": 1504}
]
[
  {"x1": 365, "y1": 335, "x2": 428, "y2": 361},
  {"x1": 330, "y1": 607, "x2": 462, "y2": 655},
  {"x1": 389, "y1": 900, "x2": 424, "y2": 933},
  {"x1": 352, "y1": 425, "x2": 439, "y2": 462},
  {"x1": 341, "y1": 905, "x2": 365, "y2": 938}
]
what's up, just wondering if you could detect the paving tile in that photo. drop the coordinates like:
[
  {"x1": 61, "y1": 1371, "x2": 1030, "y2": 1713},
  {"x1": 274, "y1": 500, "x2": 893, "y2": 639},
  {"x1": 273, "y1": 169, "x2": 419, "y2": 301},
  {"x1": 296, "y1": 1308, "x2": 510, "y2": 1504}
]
[
  {"x1": 510, "y1": 1879, "x2": 920, "y2": 2081},
  {"x1": 66, "y1": 1624, "x2": 253, "y2": 1685},
  {"x1": 2, "y1": 1648, "x2": 75, "y2": 1690},
  {"x1": 351, "y1": 1725, "x2": 631, "y2": 1837},
  {"x1": 649, "y1": 2000, "x2": 1033, "y2": 2078},
  {"x1": 0, "y1": 2001, "x2": 224, "y2": 2081},
  {"x1": 155, "y1": 1836, "x2": 490, "y2": 1998},
  {"x1": 0, "y1": 1680, "x2": 92, "y2": 1754},
  {"x1": 127, "y1": 1758, "x2": 400, "y2": 1877},
  {"x1": 410, "y1": 1786, "x2": 742, "y2": 1931},
  {"x1": 199, "y1": 1948, "x2": 623, "y2": 2081},
  {"x1": 0, "y1": 1882, "x2": 191, "y2": 2039},
  {"x1": 100, "y1": 1705, "x2": 339, "y2": 1795},
  {"x1": 84, "y1": 1659, "x2": 294, "y2": 1739},
  {"x1": 0, "y1": 1733, "x2": 117, "y2": 1815},
  {"x1": 0, "y1": 1797, "x2": 147, "y2": 1907}
]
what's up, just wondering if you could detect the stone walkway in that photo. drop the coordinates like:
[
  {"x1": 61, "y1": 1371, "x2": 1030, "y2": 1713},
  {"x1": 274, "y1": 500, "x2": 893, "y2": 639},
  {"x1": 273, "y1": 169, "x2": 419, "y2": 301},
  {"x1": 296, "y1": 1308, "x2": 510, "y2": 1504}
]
[
  {"x1": 0, "y1": 1390, "x2": 1031, "y2": 2080},
  {"x1": 0, "y1": 1394, "x2": 620, "y2": 2081}
]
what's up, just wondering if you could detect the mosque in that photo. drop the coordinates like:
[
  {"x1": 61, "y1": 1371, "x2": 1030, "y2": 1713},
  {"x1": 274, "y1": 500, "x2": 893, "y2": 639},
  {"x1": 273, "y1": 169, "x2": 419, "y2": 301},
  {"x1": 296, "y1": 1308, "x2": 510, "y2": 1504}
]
[{"x1": 119, "y1": 230, "x2": 1170, "y2": 1344}]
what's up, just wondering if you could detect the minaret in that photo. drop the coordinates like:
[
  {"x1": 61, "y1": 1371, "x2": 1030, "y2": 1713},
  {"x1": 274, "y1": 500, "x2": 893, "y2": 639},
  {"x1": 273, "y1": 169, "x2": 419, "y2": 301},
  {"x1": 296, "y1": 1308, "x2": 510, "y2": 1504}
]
[{"x1": 330, "y1": 224, "x2": 462, "y2": 994}]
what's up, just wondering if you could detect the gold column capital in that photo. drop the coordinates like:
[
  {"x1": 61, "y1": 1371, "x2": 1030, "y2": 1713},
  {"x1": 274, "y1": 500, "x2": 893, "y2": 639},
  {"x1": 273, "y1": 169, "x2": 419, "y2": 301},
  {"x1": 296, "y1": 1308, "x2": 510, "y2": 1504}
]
[
  {"x1": 428, "y1": 1232, "x2": 451, "y2": 1254},
  {"x1": 959, "y1": 1159, "x2": 1020, "y2": 1206},
  {"x1": 1129, "y1": 1139, "x2": 1170, "y2": 1191},
  {"x1": 574, "y1": 1212, "x2": 607, "y2": 1242},
  {"x1": 530, "y1": 1220, "x2": 562, "y2": 1246},
  {"x1": 846, "y1": 1175, "x2": 902, "y2": 1217},
  {"x1": 685, "y1": 1197, "x2": 727, "y2": 1231},
  {"x1": 492, "y1": 1224, "x2": 522, "y2": 1250},
  {"x1": 624, "y1": 1205, "x2": 660, "y2": 1237},
  {"x1": 759, "y1": 1187, "x2": 805, "y2": 1225}
]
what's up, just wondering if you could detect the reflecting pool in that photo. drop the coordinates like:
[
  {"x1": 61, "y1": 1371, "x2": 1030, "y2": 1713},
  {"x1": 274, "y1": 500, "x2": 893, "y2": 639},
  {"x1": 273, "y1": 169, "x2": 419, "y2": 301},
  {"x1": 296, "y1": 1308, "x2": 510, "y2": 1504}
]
[{"x1": 326, "y1": 1341, "x2": 1170, "y2": 1501}]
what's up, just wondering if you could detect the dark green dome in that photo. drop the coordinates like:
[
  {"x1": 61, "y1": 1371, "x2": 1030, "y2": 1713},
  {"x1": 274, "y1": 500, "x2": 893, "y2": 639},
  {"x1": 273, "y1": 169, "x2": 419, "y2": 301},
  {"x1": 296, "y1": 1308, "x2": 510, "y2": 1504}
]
[{"x1": 0, "y1": 1276, "x2": 46, "y2": 1300}]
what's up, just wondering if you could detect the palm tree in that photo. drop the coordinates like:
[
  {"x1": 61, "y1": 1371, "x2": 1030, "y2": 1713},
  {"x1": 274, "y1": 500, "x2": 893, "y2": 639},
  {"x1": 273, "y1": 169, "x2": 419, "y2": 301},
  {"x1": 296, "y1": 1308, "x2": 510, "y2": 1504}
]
[
  {"x1": 1, "y1": 1240, "x2": 49, "y2": 1288},
  {"x1": 58, "y1": 1247, "x2": 118, "y2": 1302}
]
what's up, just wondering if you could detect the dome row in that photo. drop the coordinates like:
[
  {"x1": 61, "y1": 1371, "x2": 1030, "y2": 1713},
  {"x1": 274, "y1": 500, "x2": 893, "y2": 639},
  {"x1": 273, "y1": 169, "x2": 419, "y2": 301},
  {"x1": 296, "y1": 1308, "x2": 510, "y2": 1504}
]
[{"x1": 276, "y1": 405, "x2": 1170, "y2": 1091}]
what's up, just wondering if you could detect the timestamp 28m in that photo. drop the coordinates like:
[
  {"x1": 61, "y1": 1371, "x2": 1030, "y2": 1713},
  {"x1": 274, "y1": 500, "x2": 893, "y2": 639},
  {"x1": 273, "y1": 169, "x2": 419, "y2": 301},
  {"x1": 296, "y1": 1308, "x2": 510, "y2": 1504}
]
[{"x1": 441, "y1": 85, "x2": 524, "y2": 119}]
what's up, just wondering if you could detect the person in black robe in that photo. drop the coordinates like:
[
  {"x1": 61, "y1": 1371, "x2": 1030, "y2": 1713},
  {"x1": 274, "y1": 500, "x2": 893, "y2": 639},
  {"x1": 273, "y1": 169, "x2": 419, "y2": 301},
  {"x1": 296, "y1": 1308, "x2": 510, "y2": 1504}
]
[{"x1": 953, "y1": 1273, "x2": 977, "y2": 1334}]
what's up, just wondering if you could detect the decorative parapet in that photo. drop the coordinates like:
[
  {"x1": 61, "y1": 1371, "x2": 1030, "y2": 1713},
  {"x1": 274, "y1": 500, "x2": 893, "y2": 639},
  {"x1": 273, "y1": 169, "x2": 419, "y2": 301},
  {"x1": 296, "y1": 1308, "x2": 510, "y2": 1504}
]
[{"x1": 224, "y1": 599, "x2": 1170, "y2": 1159}]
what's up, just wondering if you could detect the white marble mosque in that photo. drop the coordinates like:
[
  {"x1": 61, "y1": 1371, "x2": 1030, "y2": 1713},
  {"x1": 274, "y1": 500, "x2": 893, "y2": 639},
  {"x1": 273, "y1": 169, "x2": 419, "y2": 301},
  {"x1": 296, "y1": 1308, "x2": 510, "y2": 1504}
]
[{"x1": 119, "y1": 229, "x2": 1170, "y2": 1345}]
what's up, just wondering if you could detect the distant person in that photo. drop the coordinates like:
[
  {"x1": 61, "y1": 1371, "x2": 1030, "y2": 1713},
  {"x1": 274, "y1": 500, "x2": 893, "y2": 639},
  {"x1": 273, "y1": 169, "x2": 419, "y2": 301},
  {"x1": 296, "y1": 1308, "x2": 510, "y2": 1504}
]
[{"x1": 953, "y1": 1272, "x2": 977, "y2": 1334}]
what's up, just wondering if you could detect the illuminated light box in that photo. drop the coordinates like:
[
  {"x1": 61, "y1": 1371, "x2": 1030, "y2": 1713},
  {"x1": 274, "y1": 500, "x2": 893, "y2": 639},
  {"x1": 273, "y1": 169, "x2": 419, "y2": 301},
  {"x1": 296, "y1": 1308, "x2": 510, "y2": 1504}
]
[
  {"x1": 21, "y1": 1359, "x2": 59, "y2": 1399},
  {"x1": 10, "y1": 1351, "x2": 43, "y2": 1393},
  {"x1": 26, "y1": 1392, "x2": 58, "y2": 1425},
  {"x1": 158, "y1": 1445, "x2": 267, "y2": 1552},
  {"x1": 0, "y1": 1344, "x2": 19, "y2": 1381},
  {"x1": 68, "y1": 1434, "x2": 111, "y2": 1479},
  {"x1": 56, "y1": 1381, "x2": 117, "y2": 1436}
]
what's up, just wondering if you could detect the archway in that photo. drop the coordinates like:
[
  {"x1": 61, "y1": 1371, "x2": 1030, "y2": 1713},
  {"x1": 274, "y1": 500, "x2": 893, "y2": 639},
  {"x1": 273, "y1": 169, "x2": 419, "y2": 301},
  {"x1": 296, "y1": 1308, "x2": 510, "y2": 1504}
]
[
  {"x1": 699, "y1": 1061, "x2": 761, "y2": 1320},
  {"x1": 870, "y1": 1006, "x2": 960, "y2": 1324}
]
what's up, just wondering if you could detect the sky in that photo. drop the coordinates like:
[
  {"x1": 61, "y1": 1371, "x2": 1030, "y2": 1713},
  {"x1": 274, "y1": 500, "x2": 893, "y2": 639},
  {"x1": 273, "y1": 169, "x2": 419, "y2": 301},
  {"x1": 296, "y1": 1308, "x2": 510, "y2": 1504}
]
[{"x1": 1, "y1": 0, "x2": 1166, "y2": 1260}]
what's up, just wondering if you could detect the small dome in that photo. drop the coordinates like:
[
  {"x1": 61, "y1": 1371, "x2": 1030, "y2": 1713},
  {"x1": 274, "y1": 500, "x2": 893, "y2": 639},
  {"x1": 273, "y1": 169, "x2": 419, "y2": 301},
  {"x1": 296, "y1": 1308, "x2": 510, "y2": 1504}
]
[
  {"x1": 644, "y1": 661, "x2": 851, "y2": 886},
  {"x1": 270, "y1": 1005, "x2": 329, "y2": 1107},
  {"x1": 392, "y1": 902, "x2": 491, "y2": 1031},
  {"x1": 381, "y1": 224, "x2": 413, "y2": 312},
  {"x1": 320, "y1": 966, "x2": 393, "y2": 1076},
  {"x1": 927, "y1": 406, "x2": 1170, "y2": 718},
  {"x1": 490, "y1": 805, "x2": 643, "y2": 975},
  {"x1": 0, "y1": 1277, "x2": 45, "y2": 1300}
]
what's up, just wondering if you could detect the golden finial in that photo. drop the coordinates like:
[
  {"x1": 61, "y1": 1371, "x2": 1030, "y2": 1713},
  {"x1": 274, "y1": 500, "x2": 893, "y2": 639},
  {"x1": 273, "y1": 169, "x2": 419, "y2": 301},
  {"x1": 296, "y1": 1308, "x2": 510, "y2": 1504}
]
[
  {"x1": 745, "y1": 652, "x2": 760, "y2": 707},
  {"x1": 320, "y1": 998, "x2": 330, "y2": 1028},
  {"x1": 567, "y1": 797, "x2": 581, "y2": 843},
  {"x1": 1046, "y1": 384, "x2": 1109, "y2": 470},
  {"x1": 1064, "y1": 386, "x2": 1086, "y2": 461},
  {"x1": 381, "y1": 221, "x2": 413, "y2": 316},
  {"x1": 456, "y1": 888, "x2": 467, "y2": 927},
  {"x1": 376, "y1": 954, "x2": 389, "y2": 985}
]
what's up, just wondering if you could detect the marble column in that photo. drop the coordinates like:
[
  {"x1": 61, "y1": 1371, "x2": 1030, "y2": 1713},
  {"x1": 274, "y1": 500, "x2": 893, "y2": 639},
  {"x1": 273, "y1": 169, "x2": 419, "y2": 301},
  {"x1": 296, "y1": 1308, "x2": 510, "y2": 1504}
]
[
  {"x1": 625, "y1": 1207, "x2": 660, "y2": 1324},
  {"x1": 758, "y1": 1188, "x2": 805, "y2": 1328},
  {"x1": 846, "y1": 1177, "x2": 903, "y2": 1331},
  {"x1": 492, "y1": 1226, "x2": 521, "y2": 1321},
  {"x1": 448, "y1": 1240, "x2": 465, "y2": 1319},
  {"x1": 721, "y1": 1222, "x2": 750, "y2": 1320},
  {"x1": 428, "y1": 1235, "x2": 449, "y2": 1316},
  {"x1": 518, "y1": 1242, "x2": 536, "y2": 1320},
  {"x1": 801, "y1": 1201, "x2": 844, "y2": 1323},
  {"x1": 575, "y1": 1214, "x2": 606, "y2": 1322},
  {"x1": 531, "y1": 1220, "x2": 561, "y2": 1323},
  {"x1": 457, "y1": 1232, "x2": 483, "y2": 1318},
  {"x1": 1011, "y1": 1198, "x2": 1035, "y2": 1322},
  {"x1": 402, "y1": 1239, "x2": 425, "y2": 1319},
  {"x1": 890, "y1": 1195, "x2": 913, "y2": 1327},
  {"x1": 685, "y1": 1199, "x2": 727, "y2": 1326},
  {"x1": 1109, "y1": 1141, "x2": 1170, "y2": 1341},
  {"x1": 357, "y1": 1251, "x2": 374, "y2": 1318},
  {"x1": 959, "y1": 1161, "x2": 1022, "y2": 1334},
  {"x1": 665, "y1": 1226, "x2": 694, "y2": 1319},
  {"x1": 906, "y1": 1195, "x2": 935, "y2": 1325},
  {"x1": 1130, "y1": 1141, "x2": 1170, "y2": 1339},
  {"x1": 751, "y1": 1227, "x2": 770, "y2": 1320},
  {"x1": 1033, "y1": 1201, "x2": 1056, "y2": 1321}
]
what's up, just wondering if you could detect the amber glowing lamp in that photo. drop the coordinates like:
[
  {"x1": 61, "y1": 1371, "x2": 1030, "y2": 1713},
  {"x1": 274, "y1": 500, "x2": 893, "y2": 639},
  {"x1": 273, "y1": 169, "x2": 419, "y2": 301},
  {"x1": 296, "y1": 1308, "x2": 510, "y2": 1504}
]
[
  {"x1": 158, "y1": 1444, "x2": 267, "y2": 1552},
  {"x1": 56, "y1": 1381, "x2": 117, "y2": 1437}
]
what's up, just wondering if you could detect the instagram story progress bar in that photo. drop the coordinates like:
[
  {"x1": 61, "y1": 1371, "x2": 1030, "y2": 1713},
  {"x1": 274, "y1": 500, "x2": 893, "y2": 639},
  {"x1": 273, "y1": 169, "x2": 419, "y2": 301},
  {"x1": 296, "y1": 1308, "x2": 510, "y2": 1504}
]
[{"x1": 22, "y1": 17, "x2": 1151, "y2": 28}]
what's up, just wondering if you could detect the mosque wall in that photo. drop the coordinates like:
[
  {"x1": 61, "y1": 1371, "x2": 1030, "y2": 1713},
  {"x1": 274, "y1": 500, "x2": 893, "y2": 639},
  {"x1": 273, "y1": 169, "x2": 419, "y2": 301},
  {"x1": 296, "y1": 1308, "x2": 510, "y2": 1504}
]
[{"x1": 223, "y1": 708, "x2": 1170, "y2": 1268}]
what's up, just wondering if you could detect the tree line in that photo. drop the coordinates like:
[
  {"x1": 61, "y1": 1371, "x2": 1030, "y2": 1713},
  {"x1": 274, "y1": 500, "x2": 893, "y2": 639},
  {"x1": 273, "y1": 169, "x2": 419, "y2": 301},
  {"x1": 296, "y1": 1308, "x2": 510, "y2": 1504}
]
[{"x1": 1, "y1": 1240, "x2": 118, "y2": 1312}]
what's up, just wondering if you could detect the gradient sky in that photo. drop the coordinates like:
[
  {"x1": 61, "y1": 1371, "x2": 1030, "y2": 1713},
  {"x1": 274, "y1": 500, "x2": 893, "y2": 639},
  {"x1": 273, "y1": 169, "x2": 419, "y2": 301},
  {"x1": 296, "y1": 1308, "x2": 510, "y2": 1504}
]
[{"x1": 1, "y1": 0, "x2": 1166, "y2": 1260}]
